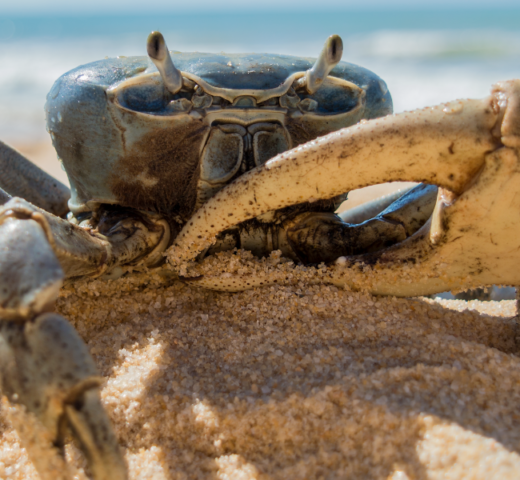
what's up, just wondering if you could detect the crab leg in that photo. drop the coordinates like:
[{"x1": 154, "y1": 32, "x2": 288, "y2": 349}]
[
  {"x1": 0, "y1": 215, "x2": 126, "y2": 479},
  {"x1": 0, "y1": 186, "x2": 10, "y2": 205},
  {"x1": 202, "y1": 183, "x2": 437, "y2": 265},
  {"x1": 0, "y1": 141, "x2": 70, "y2": 217},
  {"x1": 338, "y1": 186, "x2": 416, "y2": 224},
  {"x1": 168, "y1": 80, "x2": 520, "y2": 296},
  {"x1": 0, "y1": 198, "x2": 169, "y2": 479}
]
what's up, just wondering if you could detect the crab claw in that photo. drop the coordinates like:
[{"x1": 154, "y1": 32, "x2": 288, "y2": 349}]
[
  {"x1": 147, "y1": 31, "x2": 183, "y2": 95},
  {"x1": 168, "y1": 80, "x2": 520, "y2": 296},
  {"x1": 0, "y1": 209, "x2": 127, "y2": 479},
  {"x1": 0, "y1": 314, "x2": 127, "y2": 480}
]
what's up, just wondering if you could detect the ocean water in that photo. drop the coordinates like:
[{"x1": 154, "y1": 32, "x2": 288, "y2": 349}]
[{"x1": 0, "y1": 8, "x2": 519, "y2": 143}]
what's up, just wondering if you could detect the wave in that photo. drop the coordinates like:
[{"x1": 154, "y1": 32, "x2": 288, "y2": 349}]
[
  {"x1": 346, "y1": 29, "x2": 520, "y2": 60},
  {"x1": 0, "y1": 27, "x2": 519, "y2": 142}
]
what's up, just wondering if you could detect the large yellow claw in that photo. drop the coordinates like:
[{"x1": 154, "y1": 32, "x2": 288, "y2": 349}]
[{"x1": 168, "y1": 80, "x2": 520, "y2": 297}]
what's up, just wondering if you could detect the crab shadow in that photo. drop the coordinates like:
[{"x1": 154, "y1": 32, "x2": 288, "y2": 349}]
[{"x1": 61, "y1": 278, "x2": 520, "y2": 479}]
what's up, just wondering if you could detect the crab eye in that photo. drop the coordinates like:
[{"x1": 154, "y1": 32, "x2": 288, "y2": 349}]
[
  {"x1": 298, "y1": 80, "x2": 363, "y2": 114},
  {"x1": 116, "y1": 76, "x2": 168, "y2": 112}
]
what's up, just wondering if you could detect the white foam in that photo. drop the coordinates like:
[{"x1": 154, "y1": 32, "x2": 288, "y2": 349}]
[{"x1": 0, "y1": 29, "x2": 518, "y2": 143}]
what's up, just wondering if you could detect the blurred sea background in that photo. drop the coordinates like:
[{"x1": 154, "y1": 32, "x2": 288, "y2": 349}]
[{"x1": 0, "y1": 5, "x2": 519, "y2": 182}]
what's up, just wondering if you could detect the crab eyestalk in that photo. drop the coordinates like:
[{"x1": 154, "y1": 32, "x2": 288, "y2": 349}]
[
  {"x1": 147, "y1": 31, "x2": 183, "y2": 95},
  {"x1": 295, "y1": 35, "x2": 344, "y2": 94}
]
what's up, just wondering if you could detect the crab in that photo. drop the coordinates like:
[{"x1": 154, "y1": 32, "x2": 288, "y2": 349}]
[{"x1": 0, "y1": 30, "x2": 519, "y2": 479}]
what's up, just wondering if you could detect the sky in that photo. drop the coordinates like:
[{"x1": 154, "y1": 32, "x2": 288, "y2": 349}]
[{"x1": 1, "y1": 0, "x2": 519, "y2": 14}]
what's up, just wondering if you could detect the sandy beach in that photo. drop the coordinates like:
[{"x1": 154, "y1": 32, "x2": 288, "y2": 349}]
[
  {"x1": 0, "y1": 131, "x2": 518, "y2": 480},
  {"x1": 0, "y1": 262, "x2": 519, "y2": 479}
]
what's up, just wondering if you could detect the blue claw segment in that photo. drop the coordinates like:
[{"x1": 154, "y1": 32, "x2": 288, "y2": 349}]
[
  {"x1": 0, "y1": 141, "x2": 70, "y2": 217},
  {"x1": 0, "y1": 210, "x2": 63, "y2": 319},
  {"x1": 0, "y1": 313, "x2": 128, "y2": 480}
]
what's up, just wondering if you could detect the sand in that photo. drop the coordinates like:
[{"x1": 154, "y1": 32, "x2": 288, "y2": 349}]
[
  {"x1": 2, "y1": 144, "x2": 520, "y2": 478},
  {"x1": 1, "y1": 257, "x2": 520, "y2": 480}
]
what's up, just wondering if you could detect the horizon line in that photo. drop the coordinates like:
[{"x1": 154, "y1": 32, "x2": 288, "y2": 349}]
[{"x1": 2, "y1": 5, "x2": 520, "y2": 15}]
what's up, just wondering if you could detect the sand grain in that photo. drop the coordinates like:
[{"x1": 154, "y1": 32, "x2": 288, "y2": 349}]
[{"x1": 1, "y1": 256, "x2": 519, "y2": 479}]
